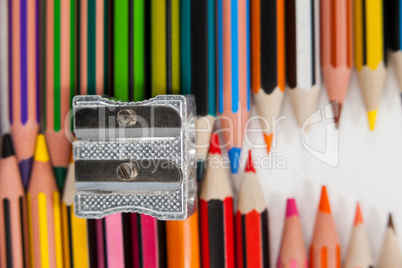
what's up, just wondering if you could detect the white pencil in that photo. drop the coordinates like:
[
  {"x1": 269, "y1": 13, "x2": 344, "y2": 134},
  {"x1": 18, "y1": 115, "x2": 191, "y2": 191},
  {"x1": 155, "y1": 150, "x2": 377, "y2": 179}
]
[{"x1": 286, "y1": 0, "x2": 321, "y2": 128}]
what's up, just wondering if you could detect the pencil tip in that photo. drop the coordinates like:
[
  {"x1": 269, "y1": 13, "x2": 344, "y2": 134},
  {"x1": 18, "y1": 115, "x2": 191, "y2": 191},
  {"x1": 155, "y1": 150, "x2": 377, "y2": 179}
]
[
  {"x1": 368, "y1": 110, "x2": 377, "y2": 131},
  {"x1": 54, "y1": 167, "x2": 67, "y2": 190},
  {"x1": 286, "y1": 198, "x2": 298, "y2": 217},
  {"x1": 245, "y1": 150, "x2": 256, "y2": 173},
  {"x1": 209, "y1": 133, "x2": 221, "y2": 155},
  {"x1": 388, "y1": 214, "x2": 395, "y2": 231},
  {"x1": 263, "y1": 133, "x2": 273, "y2": 154},
  {"x1": 354, "y1": 203, "x2": 363, "y2": 226},
  {"x1": 19, "y1": 158, "x2": 33, "y2": 189},
  {"x1": 319, "y1": 186, "x2": 331, "y2": 213},
  {"x1": 34, "y1": 134, "x2": 50, "y2": 162},
  {"x1": 333, "y1": 102, "x2": 342, "y2": 128},
  {"x1": 228, "y1": 147, "x2": 241, "y2": 174},
  {"x1": 1, "y1": 134, "x2": 15, "y2": 158},
  {"x1": 196, "y1": 160, "x2": 206, "y2": 182}
]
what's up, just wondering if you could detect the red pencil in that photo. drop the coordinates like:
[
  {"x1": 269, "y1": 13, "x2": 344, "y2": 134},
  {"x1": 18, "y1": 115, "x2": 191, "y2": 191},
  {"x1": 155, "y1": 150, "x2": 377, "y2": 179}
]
[
  {"x1": 200, "y1": 133, "x2": 235, "y2": 268},
  {"x1": 236, "y1": 151, "x2": 269, "y2": 268}
]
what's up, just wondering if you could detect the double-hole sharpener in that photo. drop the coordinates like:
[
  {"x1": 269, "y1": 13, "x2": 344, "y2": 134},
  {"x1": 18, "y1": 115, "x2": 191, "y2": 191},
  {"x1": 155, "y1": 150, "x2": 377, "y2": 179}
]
[{"x1": 72, "y1": 95, "x2": 197, "y2": 220}]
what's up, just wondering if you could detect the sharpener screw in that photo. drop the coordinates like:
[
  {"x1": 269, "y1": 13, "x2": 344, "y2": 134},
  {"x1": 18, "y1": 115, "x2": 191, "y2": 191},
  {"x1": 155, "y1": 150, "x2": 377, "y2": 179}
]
[
  {"x1": 117, "y1": 109, "x2": 137, "y2": 127},
  {"x1": 117, "y1": 162, "x2": 138, "y2": 180}
]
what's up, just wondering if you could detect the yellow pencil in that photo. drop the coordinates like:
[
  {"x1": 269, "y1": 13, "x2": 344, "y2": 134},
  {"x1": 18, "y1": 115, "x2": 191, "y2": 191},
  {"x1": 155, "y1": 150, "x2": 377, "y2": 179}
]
[
  {"x1": 354, "y1": 0, "x2": 386, "y2": 130},
  {"x1": 27, "y1": 134, "x2": 63, "y2": 268},
  {"x1": 61, "y1": 153, "x2": 90, "y2": 268}
]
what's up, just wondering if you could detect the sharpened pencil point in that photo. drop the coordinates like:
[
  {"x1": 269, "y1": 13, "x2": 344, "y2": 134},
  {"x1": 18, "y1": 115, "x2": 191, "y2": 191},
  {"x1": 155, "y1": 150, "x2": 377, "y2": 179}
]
[
  {"x1": 367, "y1": 110, "x2": 377, "y2": 131},
  {"x1": 263, "y1": 133, "x2": 273, "y2": 154},
  {"x1": 34, "y1": 134, "x2": 50, "y2": 162},
  {"x1": 197, "y1": 160, "x2": 206, "y2": 182},
  {"x1": 209, "y1": 133, "x2": 221, "y2": 155},
  {"x1": 228, "y1": 147, "x2": 241, "y2": 174},
  {"x1": 54, "y1": 167, "x2": 67, "y2": 190},
  {"x1": 354, "y1": 203, "x2": 363, "y2": 226},
  {"x1": 319, "y1": 186, "x2": 331, "y2": 214},
  {"x1": 333, "y1": 103, "x2": 342, "y2": 128},
  {"x1": 19, "y1": 158, "x2": 33, "y2": 189},
  {"x1": 388, "y1": 214, "x2": 395, "y2": 231},
  {"x1": 245, "y1": 150, "x2": 256, "y2": 173},
  {"x1": 286, "y1": 198, "x2": 298, "y2": 218},
  {"x1": 1, "y1": 134, "x2": 15, "y2": 158}
]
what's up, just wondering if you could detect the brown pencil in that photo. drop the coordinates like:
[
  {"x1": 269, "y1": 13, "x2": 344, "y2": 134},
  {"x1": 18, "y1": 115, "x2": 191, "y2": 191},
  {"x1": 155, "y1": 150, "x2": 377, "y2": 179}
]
[
  {"x1": 309, "y1": 186, "x2": 340, "y2": 268},
  {"x1": 377, "y1": 214, "x2": 402, "y2": 268}
]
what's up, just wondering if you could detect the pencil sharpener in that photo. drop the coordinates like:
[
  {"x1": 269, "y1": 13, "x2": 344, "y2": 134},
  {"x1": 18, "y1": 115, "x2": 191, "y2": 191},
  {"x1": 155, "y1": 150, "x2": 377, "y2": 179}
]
[{"x1": 72, "y1": 95, "x2": 197, "y2": 220}]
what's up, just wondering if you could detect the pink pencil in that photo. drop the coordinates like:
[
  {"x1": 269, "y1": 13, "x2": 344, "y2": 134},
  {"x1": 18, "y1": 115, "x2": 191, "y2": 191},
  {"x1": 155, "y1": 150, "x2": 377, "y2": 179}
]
[
  {"x1": 277, "y1": 198, "x2": 307, "y2": 268},
  {"x1": 105, "y1": 213, "x2": 124, "y2": 268}
]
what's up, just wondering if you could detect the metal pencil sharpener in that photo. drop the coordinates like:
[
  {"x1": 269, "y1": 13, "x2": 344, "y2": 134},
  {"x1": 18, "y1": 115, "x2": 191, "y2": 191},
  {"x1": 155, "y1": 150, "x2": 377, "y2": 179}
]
[{"x1": 72, "y1": 95, "x2": 197, "y2": 220}]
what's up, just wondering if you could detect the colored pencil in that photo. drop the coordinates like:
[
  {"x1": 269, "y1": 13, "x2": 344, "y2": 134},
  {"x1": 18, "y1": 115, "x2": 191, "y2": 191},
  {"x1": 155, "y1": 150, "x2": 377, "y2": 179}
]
[
  {"x1": 309, "y1": 186, "x2": 341, "y2": 268},
  {"x1": 112, "y1": 2, "x2": 162, "y2": 266},
  {"x1": 200, "y1": 133, "x2": 235, "y2": 268},
  {"x1": 190, "y1": 0, "x2": 217, "y2": 181},
  {"x1": 344, "y1": 203, "x2": 374, "y2": 268},
  {"x1": 45, "y1": 0, "x2": 75, "y2": 190},
  {"x1": 78, "y1": 0, "x2": 107, "y2": 96},
  {"x1": 354, "y1": 0, "x2": 386, "y2": 130},
  {"x1": 251, "y1": 0, "x2": 284, "y2": 153},
  {"x1": 286, "y1": 0, "x2": 321, "y2": 128},
  {"x1": 27, "y1": 134, "x2": 63, "y2": 268},
  {"x1": 151, "y1": 0, "x2": 180, "y2": 96},
  {"x1": 9, "y1": 0, "x2": 40, "y2": 189},
  {"x1": 166, "y1": 211, "x2": 200, "y2": 268},
  {"x1": 236, "y1": 150, "x2": 269, "y2": 268},
  {"x1": 320, "y1": 0, "x2": 353, "y2": 126},
  {"x1": 217, "y1": 0, "x2": 250, "y2": 173},
  {"x1": 277, "y1": 198, "x2": 307, "y2": 268},
  {"x1": 0, "y1": 134, "x2": 30, "y2": 268},
  {"x1": 386, "y1": 0, "x2": 402, "y2": 100},
  {"x1": 61, "y1": 154, "x2": 90, "y2": 268},
  {"x1": 0, "y1": 0, "x2": 8, "y2": 135},
  {"x1": 148, "y1": 2, "x2": 201, "y2": 265},
  {"x1": 377, "y1": 214, "x2": 402, "y2": 268}
]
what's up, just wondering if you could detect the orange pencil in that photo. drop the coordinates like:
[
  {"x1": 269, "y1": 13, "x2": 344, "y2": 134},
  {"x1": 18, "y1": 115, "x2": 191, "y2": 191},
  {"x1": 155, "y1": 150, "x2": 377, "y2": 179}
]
[
  {"x1": 166, "y1": 211, "x2": 200, "y2": 268},
  {"x1": 309, "y1": 186, "x2": 341, "y2": 268},
  {"x1": 236, "y1": 151, "x2": 269, "y2": 268},
  {"x1": 27, "y1": 134, "x2": 63, "y2": 268},
  {"x1": 377, "y1": 214, "x2": 402, "y2": 268},
  {"x1": 277, "y1": 198, "x2": 307, "y2": 268},
  {"x1": 0, "y1": 134, "x2": 30, "y2": 268},
  {"x1": 320, "y1": 0, "x2": 353, "y2": 126},
  {"x1": 251, "y1": 0, "x2": 285, "y2": 153},
  {"x1": 344, "y1": 203, "x2": 374, "y2": 268}
]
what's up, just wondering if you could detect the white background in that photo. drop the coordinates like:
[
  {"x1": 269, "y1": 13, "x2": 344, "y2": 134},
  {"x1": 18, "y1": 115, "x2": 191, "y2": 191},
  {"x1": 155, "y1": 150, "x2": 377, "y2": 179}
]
[{"x1": 221, "y1": 67, "x2": 402, "y2": 267}]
